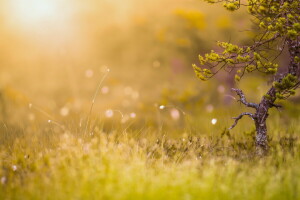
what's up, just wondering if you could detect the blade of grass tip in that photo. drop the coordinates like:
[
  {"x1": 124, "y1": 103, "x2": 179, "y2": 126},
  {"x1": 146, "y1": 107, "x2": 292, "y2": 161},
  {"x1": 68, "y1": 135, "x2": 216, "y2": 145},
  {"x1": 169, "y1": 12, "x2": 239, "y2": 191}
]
[
  {"x1": 113, "y1": 110, "x2": 124, "y2": 118},
  {"x1": 84, "y1": 68, "x2": 110, "y2": 136},
  {"x1": 47, "y1": 119, "x2": 66, "y2": 130},
  {"x1": 29, "y1": 103, "x2": 54, "y2": 120},
  {"x1": 29, "y1": 103, "x2": 65, "y2": 130}
]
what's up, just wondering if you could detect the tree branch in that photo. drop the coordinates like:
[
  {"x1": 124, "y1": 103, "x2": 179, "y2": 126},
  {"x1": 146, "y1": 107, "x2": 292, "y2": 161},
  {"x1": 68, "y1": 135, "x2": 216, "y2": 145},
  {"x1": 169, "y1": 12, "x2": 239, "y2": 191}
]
[
  {"x1": 229, "y1": 112, "x2": 255, "y2": 130},
  {"x1": 252, "y1": 33, "x2": 280, "y2": 50},
  {"x1": 269, "y1": 102, "x2": 282, "y2": 109},
  {"x1": 232, "y1": 88, "x2": 259, "y2": 109}
]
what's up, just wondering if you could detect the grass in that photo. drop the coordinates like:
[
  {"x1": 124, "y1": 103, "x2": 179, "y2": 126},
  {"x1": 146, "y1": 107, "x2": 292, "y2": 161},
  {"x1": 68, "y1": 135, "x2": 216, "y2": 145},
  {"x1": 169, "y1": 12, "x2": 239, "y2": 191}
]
[
  {"x1": 0, "y1": 73, "x2": 299, "y2": 200},
  {"x1": 0, "y1": 115, "x2": 299, "y2": 200}
]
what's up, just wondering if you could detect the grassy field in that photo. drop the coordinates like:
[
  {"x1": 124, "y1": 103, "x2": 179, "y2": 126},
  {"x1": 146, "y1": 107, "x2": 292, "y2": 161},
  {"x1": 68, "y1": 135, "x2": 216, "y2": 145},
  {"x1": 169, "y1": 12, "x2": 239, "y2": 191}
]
[{"x1": 0, "y1": 106, "x2": 300, "y2": 200}]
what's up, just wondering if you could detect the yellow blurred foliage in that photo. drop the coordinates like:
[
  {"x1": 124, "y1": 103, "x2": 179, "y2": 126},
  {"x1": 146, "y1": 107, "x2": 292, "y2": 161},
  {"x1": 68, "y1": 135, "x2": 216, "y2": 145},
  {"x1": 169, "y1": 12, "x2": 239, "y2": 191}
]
[
  {"x1": 2, "y1": 86, "x2": 29, "y2": 106},
  {"x1": 176, "y1": 38, "x2": 191, "y2": 47},
  {"x1": 216, "y1": 16, "x2": 232, "y2": 29},
  {"x1": 174, "y1": 9, "x2": 206, "y2": 30},
  {"x1": 156, "y1": 28, "x2": 167, "y2": 42}
]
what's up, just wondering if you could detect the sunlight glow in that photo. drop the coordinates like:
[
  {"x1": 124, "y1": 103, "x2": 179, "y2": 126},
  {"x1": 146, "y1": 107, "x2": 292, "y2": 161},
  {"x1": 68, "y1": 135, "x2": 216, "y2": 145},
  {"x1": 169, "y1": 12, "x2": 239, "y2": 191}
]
[{"x1": 7, "y1": 0, "x2": 66, "y2": 27}]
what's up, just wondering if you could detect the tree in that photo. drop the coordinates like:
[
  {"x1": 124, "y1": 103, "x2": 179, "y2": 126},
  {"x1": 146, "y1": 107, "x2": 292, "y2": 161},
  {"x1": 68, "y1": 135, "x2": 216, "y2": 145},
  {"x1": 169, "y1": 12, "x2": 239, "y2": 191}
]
[{"x1": 193, "y1": 0, "x2": 300, "y2": 151}]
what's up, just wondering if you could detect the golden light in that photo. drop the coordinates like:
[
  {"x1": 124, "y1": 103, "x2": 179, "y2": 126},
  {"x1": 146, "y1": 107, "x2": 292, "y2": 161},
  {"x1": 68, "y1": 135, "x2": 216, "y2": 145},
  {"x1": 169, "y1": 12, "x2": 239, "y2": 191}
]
[
  {"x1": 6, "y1": 0, "x2": 68, "y2": 28},
  {"x1": 3, "y1": 0, "x2": 80, "y2": 48}
]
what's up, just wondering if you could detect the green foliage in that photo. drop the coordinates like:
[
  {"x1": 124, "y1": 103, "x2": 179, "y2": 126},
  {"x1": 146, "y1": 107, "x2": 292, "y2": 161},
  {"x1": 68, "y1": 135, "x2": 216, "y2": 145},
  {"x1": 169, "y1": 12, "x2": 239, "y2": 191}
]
[
  {"x1": 193, "y1": 39, "x2": 280, "y2": 81},
  {"x1": 273, "y1": 74, "x2": 298, "y2": 99},
  {"x1": 248, "y1": 0, "x2": 300, "y2": 38},
  {"x1": 223, "y1": 1, "x2": 240, "y2": 11},
  {"x1": 193, "y1": 0, "x2": 299, "y2": 102}
]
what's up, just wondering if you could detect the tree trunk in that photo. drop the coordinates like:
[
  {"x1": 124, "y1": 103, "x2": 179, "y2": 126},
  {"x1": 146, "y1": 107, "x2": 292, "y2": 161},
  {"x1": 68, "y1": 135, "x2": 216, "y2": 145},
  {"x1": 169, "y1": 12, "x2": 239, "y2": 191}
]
[
  {"x1": 254, "y1": 88, "x2": 276, "y2": 151},
  {"x1": 287, "y1": 38, "x2": 300, "y2": 76},
  {"x1": 254, "y1": 37, "x2": 299, "y2": 152},
  {"x1": 254, "y1": 110, "x2": 268, "y2": 149}
]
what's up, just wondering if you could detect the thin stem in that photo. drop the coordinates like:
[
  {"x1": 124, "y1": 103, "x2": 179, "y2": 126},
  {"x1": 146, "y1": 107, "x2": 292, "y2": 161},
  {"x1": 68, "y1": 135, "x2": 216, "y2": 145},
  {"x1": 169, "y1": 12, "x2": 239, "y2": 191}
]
[
  {"x1": 84, "y1": 69, "x2": 110, "y2": 136},
  {"x1": 229, "y1": 112, "x2": 255, "y2": 130}
]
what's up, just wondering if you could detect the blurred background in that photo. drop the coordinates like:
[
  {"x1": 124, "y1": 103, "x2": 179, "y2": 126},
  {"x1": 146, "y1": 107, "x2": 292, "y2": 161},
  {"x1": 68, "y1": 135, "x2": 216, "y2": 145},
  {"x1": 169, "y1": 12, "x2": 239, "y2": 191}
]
[{"x1": 0, "y1": 0, "x2": 299, "y2": 137}]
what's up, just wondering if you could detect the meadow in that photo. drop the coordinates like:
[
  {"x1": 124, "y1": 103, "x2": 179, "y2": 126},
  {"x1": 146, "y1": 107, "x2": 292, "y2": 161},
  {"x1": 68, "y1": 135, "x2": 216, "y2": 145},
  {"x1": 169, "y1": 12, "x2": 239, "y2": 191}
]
[
  {"x1": 0, "y1": 110, "x2": 300, "y2": 200},
  {"x1": 0, "y1": 0, "x2": 300, "y2": 199}
]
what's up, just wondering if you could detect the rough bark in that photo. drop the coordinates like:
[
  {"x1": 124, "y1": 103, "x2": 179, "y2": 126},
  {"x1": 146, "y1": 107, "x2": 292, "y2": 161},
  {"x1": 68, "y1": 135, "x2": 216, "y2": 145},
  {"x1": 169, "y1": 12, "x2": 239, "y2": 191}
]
[
  {"x1": 253, "y1": 37, "x2": 299, "y2": 151},
  {"x1": 287, "y1": 38, "x2": 300, "y2": 76},
  {"x1": 254, "y1": 88, "x2": 275, "y2": 150}
]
